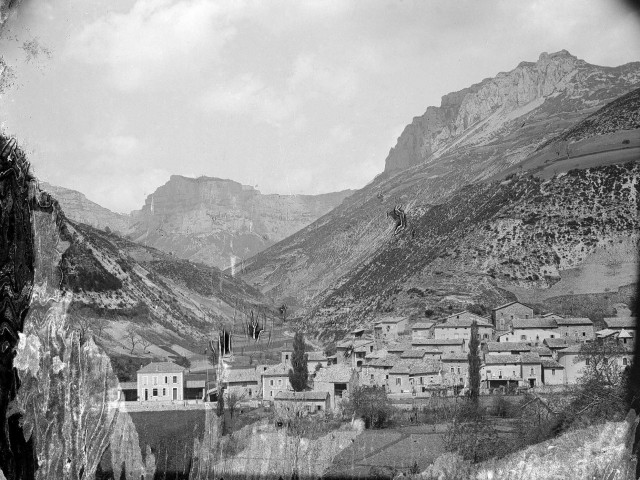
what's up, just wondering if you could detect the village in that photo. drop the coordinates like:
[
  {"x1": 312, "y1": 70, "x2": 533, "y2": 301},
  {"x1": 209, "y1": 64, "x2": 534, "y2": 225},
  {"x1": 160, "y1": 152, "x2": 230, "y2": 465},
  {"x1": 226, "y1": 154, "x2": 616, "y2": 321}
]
[{"x1": 115, "y1": 301, "x2": 636, "y2": 415}]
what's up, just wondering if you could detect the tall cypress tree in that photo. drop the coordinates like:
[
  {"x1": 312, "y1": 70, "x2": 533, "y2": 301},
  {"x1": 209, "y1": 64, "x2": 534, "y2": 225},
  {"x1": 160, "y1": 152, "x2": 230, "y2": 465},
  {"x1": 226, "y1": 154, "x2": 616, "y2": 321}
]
[
  {"x1": 468, "y1": 320, "x2": 481, "y2": 405},
  {"x1": 288, "y1": 331, "x2": 309, "y2": 392}
]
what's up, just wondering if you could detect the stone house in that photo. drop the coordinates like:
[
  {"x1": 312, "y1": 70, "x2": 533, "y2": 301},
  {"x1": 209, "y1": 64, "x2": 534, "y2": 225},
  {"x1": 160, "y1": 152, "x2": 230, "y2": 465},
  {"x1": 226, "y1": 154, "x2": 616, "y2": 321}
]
[
  {"x1": 362, "y1": 355, "x2": 397, "y2": 389},
  {"x1": 440, "y1": 352, "x2": 469, "y2": 389},
  {"x1": 482, "y1": 355, "x2": 522, "y2": 390},
  {"x1": 274, "y1": 391, "x2": 330, "y2": 414},
  {"x1": 540, "y1": 358, "x2": 564, "y2": 385},
  {"x1": 262, "y1": 363, "x2": 292, "y2": 401},
  {"x1": 520, "y1": 352, "x2": 543, "y2": 388},
  {"x1": 387, "y1": 360, "x2": 441, "y2": 395},
  {"x1": 603, "y1": 316, "x2": 637, "y2": 335},
  {"x1": 510, "y1": 318, "x2": 559, "y2": 345},
  {"x1": 137, "y1": 362, "x2": 185, "y2": 402},
  {"x1": 434, "y1": 312, "x2": 494, "y2": 342},
  {"x1": 314, "y1": 364, "x2": 356, "y2": 410},
  {"x1": 306, "y1": 351, "x2": 329, "y2": 376},
  {"x1": 336, "y1": 338, "x2": 375, "y2": 369},
  {"x1": 555, "y1": 317, "x2": 595, "y2": 341},
  {"x1": 555, "y1": 344, "x2": 586, "y2": 384},
  {"x1": 411, "y1": 322, "x2": 435, "y2": 342},
  {"x1": 223, "y1": 368, "x2": 259, "y2": 399},
  {"x1": 492, "y1": 302, "x2": 534, "y2": 332},
  {"x1": 543, "y1": 338, "x2": 581, "y2": 360},
  {"x1": 373, "y1": 316, "x2": 409, "y2": 347}
]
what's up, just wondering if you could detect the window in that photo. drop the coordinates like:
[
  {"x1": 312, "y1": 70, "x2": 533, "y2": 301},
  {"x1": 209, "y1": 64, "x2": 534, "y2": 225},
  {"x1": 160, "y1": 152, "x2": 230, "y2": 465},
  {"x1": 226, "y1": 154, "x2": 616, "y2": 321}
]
[
  {"x1": 457, "y1": 367, "x2": 461, "y2": 374},
  {"x1": 278, "y1": 379, "x2": 282, "y2": 385},
  {"x1": 551, "y1": 335, "x2": 555, "y2": 339},
  {"x1": 486, "y1": 370, "x2": 492, "y2": 377},
  {"x1": 582, "y1": 332, "x2": 586, "y2": 337},
  {"x1": 530, "y1": 368, "x2": 534, "y2": 376},
  {"x1": 552, "y1": 369, "x2": 556, "y2": 376},
  {"x1": 173, "y1": 376, "x2": 177, "y2": 383},
  {"x1": 164, "y1": 376, "x2": 168, "y2": 384},
  {"x1": 152, "y1": 388, "x2": 158, "y2": 396},
  {"x1": 285, "y1": 354, "x2": 289, "y2": 360},
  {"x1": 623, "y1": 358, "x2": 628, "y2": 366},
  {"x1": 396, "y1": 378, "x2": 401, "y2": 385},
  {"x1": 270, "y1": 391, "x2": 273, "y2": 397},
  {"x1": 142, "y1": 376, "x2": 147, "y2": 386},
  {"x1": 419, "y1": 377, "x2": 424, "y2": 385},
  {"x1": 370, "y1": 374, "x2": 374, "y2": 381},
  {"x1": 564, "y1": 332, "x2": 568, "y2": 337},
  {"x1": 520, "y1": 335, "x2": 526, "y2": 341},
  {"x1": 162, "y1": 388, "x2": 166, "y2": 396},
  {"x1": 410, "y1": 378, "x2": 414, "y2": 385},
  {"x1": 153, "y1": 376, "x2": 158, "y2": 385},
  {"x1": 499, "y1": 370, "x2": 502, "y2": 377},
  {"x1": 450, "y1": 367, "x2": 455, "y2": 373},
  {"x1": 270, "y1": 379, "x2": 274, "y2": 386},
  {"x1": 586, "y1": 358, "x2": 590, "y2": 366}
]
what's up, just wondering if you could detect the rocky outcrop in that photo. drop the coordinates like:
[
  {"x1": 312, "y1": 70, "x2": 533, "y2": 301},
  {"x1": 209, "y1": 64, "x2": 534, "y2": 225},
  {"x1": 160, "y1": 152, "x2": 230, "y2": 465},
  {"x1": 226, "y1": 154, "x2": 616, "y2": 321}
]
[
  {"x1": 385, "y1": 50, "x2": 640, "y2": 172},
  {"x1": 129, "y1": 175, "x2": 353, "y2": 269},
  {"x1": 40, "y1": 182, "x2": 131, "y2": 234}
]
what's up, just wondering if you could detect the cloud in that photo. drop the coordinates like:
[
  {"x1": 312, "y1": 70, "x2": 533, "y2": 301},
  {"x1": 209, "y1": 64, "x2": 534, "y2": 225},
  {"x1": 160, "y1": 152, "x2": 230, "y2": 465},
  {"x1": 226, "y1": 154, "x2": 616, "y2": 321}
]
[
  {"x1": 67, "y1": 0, "x2": 240, "y2": 91},
  {"x1": 201, "y1": 74, "x2": 300, "y2": 127}
]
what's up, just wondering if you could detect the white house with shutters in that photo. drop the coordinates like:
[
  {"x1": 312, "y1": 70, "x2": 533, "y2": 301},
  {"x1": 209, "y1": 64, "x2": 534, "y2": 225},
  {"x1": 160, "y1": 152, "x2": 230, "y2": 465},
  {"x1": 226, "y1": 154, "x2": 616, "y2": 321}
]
[{"x1": 137, "y1": 362, "x2": 185, "y2": 402}]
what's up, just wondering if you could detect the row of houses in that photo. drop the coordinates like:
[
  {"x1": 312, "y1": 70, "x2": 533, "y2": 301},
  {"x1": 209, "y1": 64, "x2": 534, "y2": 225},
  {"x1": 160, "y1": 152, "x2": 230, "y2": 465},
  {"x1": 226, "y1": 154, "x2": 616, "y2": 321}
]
[{"x1": 121, "y1": 302, "x2": 635, "y2": 414}]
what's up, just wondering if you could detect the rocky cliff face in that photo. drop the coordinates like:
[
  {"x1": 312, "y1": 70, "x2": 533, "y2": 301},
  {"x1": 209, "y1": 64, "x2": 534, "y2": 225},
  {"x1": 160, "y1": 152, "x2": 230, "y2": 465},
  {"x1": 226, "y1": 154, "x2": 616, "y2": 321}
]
[
  {"x1": 240, "y1": 55, "x2": 640, "y2": 331},
  {"x1": 40, "y1": 182, "x2": 131, "y2": 234},
  {"x1": 385, "y1": 50, "x2": 640, "y2": 172},
  {"x1": 129, "y1": 175, "x2": 353, "y2": 270}
]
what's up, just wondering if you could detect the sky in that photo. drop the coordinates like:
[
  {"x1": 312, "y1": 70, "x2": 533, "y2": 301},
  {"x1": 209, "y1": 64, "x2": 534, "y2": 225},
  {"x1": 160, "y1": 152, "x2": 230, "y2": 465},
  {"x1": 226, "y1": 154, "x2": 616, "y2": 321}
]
[{"x1": 0, "y1": 0, "x2": 639, "y2": 213}]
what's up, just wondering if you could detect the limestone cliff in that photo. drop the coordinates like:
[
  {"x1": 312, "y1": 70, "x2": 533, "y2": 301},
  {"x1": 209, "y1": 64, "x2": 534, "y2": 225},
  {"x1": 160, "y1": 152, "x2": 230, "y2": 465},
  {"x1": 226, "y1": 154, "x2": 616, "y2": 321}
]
[
  {"x1": 129, "y1": 175, "x2": 353, "y2": 270},
  {"x1": 40, "y1": 182, "x2": 131, "y2": 234},
  {"x1": 385, "y1": 50, "x2": 640, "y2": 172}
]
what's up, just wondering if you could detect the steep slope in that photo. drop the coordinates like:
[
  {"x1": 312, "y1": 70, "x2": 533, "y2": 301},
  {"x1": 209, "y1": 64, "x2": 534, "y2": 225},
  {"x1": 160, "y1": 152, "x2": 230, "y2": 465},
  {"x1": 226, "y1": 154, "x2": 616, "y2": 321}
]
[
  {"x1": 40, "y1": 181, "x2": 131, "y2": 234},
  {"x1": 129, "y1": 175, "x2": 353, "y2": 270},
  {"x1": 54, "y1": 215, "x2": 269, "y2": 359},
  {"x1": 240, "y1": 52, "x2": 640, "y2": 314},
  {"x1": 307, "y1": 162, "x2": 638, "y2": 340}
]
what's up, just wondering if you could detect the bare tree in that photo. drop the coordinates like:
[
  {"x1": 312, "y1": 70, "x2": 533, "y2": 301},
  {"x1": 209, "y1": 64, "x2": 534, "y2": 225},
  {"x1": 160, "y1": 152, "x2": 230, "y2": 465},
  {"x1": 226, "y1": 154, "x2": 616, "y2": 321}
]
[
  {"x1": 226, "y1": 391, "x2": 246, "y2": 422},
  {"x1": 93, "y1": 318, "x2": 109, "y2": 338},
  {"x1": 124, "y1": 325, "x2": 140, "y2": 354},
  {"x1": 140, "y1": 336, "x2": 153, "y2": 353}
]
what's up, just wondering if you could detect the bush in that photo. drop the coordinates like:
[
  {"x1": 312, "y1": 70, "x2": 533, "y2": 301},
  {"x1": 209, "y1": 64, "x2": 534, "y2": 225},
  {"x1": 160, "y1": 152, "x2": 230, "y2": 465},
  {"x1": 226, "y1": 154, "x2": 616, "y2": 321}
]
[{"x1": 342, "y1": 386, "x2": 393, "y2": 429}]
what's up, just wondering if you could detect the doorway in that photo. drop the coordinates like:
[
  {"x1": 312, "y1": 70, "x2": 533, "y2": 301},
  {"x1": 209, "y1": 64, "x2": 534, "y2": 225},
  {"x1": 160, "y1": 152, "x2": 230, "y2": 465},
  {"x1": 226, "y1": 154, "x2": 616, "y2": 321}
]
[
  {"x1": 144, "y1": 389, "x2": 148, "y2": 401},
  {"x1": 529, "y1": 378, "x2": 536, "y2": 388},
  {"x1": 173, "y1": 388, "x2": 178, "y2": 400}
]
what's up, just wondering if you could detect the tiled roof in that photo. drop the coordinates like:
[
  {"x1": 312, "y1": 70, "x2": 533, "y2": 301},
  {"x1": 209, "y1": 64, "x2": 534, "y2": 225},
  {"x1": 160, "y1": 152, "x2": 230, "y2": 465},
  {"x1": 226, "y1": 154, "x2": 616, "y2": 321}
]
[
  {"x1": 618, "y1": 329, "x2": 634, "y2": 339},
  {"x1": 412, "y1": 339, "x2": 464, "y2": 346},
  {"x1": 337, "y1": 338, "x2": 374, "y2": 349},
  {"x1": 556, "y1": 344, "x2": 584, "y2": 355},
  {"x1": 363, "y1": 356, "x2": 398, "y2": 368},
  {"x1": 484, "y1": 355, "x2": 520, "y2": 365},
  {"x1": 400, "y1": 349, "x2": 428, "y2": 359},
  {"x1": 604, "y1": 317, "x2": 637, "y2": 329},
  {"x1": 512, "y1": 318, "x2": 558, "y2": 329},
  {"x1": 520, "y1": 352, "x2": 542, "y2": 364},
  {"x1": 530, "y1": 346, "x2": 553, "y2": 357},
  {"x1": 556, "y1": 317, "x2": 593, "y2": 326},
  {"x1": 387, "y1": 342, "x2": 413, "y2": 353},
  {"x1": 389, "y1": 360, "x2": 440, "y2": 375},
  {"x1": 314, "y1": 364, "x2": 353, "y2": 383},
  {"x1": 541, "y1": 313, "x2": 563, "y2": 319},
  {"x1": 437, "y1": 312, "x2": 493, "y2": 328},
  {"x1": 543, "y1": 338, "x2": 580, "y2": 349},
  {"x1": 412, "y1": 322, "x2": 435, "y2": 330},
  {"x1": 596, "y1": 328, "x2": 619, "y2": 338},
  {"x1": 275, "y1": 391, "x2": 329, "y2": 401},
  {"x1": 118, "y1": 381, "x2": 138, "y2": 390},
  {"x1": 224, "y1": 368, "x2": 258, "y2": 384},
  {"x1": 486, "y1": 342, "x2": 530, "y2": 353},
  {"x1": 540, "y1": 358, "x2": 564, "y2": 369},
  {"x1": 138, "y1": 362, "x2": 185, "y2": 374},
  {"x1": 441, "y1": 352, "x2": 468, "y2": 362},
  {"x1": 374, "y1": 316, "x2": 408, "y2": 325},
  {"x1": 262, "y1": 363, "x2": 291, "y2": 376}
]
